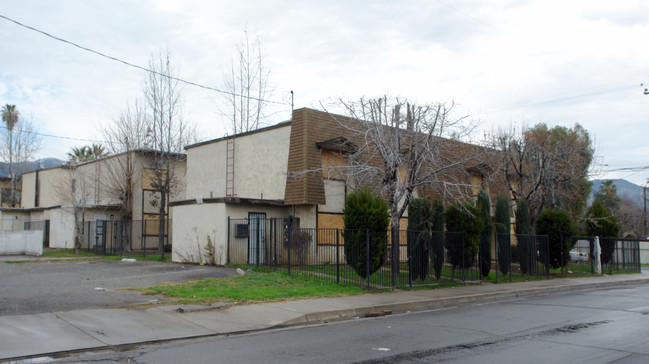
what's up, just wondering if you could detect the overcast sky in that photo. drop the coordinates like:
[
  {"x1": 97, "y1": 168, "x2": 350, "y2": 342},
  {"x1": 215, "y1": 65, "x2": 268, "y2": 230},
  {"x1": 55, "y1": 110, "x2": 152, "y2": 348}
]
[{"x1": 1, "y1": 0, "x2": 648, "y2": 185}]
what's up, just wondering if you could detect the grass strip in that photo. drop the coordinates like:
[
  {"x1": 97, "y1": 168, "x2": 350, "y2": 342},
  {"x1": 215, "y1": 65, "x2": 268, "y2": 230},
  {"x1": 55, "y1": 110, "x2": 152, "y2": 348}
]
[{"x1": 138, "y1": 271, "x2": 366, "y2": 303}]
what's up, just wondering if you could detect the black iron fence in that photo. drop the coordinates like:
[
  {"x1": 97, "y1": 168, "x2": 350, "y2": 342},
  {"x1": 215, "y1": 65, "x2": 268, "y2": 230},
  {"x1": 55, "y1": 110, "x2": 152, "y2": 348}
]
[
  {"x1": 78, "y1": 219, "x2": 172, "y2": 257},
  {"x1": 494, "y1": 234, "x2": 550, "y2": 283},
  {"x1": 227, "y1": 218, "x2": 477, "y2": 289},
  {"x1": 566, "y1": 236, "x2": 641, "y2": 275},
  {"x1": 226, "y1": 218, "x2": 642, "y2": 289}
]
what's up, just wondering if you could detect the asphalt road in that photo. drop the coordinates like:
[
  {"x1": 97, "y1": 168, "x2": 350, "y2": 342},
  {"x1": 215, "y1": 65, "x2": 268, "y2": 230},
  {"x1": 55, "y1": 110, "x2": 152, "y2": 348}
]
[
  {"x1": 55, "y1": 283, "x2": 649, "y2": 364},
  {"x1": 0, "y1": 259, "x2": 237, "y2": 316}
]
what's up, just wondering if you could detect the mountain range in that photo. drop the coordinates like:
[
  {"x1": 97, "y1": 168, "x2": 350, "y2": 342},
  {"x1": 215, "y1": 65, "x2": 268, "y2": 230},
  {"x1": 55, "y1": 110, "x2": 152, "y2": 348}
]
[
  {"x1": 0, "y1": 158, "x2": 66, "y2": 178},
  {"x1": 589, "y1": 179, "x2": 645, "y2": 208}
]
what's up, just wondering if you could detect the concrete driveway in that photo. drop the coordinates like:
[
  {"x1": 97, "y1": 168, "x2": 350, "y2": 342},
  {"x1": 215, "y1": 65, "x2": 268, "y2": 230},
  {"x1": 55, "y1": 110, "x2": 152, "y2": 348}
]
[{"x1": 0, "y1": 258, "x2": 237, "y2": 316}]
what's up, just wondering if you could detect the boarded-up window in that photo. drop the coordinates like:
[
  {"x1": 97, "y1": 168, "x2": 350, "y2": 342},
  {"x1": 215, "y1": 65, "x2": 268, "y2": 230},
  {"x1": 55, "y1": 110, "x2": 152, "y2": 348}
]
[
  {"x1": 143, "y1": 190, "x2": 165, "y2": 214},
  {"x1": 470, "y1": 174, "x2": 483, "y2": 197},
  {"x1": 143, "y1": 215, "x2": 168, "y2": 236},
  {"x1": 142, "y1": 168, "x2": 167, "y2": 189},
  {"x1": 317, "y1": 213, "x2": 344, "y2": 245},
  {"x1": 321, "y1": 151, "x2": 347, "y2": 180}
]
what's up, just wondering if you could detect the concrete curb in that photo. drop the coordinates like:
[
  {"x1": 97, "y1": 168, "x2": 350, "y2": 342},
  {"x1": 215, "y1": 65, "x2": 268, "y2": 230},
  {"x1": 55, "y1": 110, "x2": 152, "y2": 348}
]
[
  {"x1": 4, "y1": 275, "x2": 649, "y2": 362},
  {"x1": 283, "y1": 277, "x2": 649, "y2": 326}
]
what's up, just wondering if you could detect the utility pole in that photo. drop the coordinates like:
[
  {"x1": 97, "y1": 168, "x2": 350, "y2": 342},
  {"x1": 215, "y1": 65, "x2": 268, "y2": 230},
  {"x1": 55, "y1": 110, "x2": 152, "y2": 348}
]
[{"x1": 642, "y1": 87, "x2": 648, "y2": 237}]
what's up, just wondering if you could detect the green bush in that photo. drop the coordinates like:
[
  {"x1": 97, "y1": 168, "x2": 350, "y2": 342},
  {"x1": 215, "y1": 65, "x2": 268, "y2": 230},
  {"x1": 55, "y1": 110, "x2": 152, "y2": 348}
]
[
  {"x1": 477, "y1": 191, "x2": 492, "y2": 278},
  {"x1": 515, "y1": 199, "x2": 531, "y2": 274},
  {"x1": 284, "y1": 229, "x2": 312, "y2": 265},
  {"x1": 343, "y1": 190, "x2": 390, "y2": 278},
  {"x1": 445, "y1": 202, "x2": 482, "y2": 271},
  {"x1": 585, "y1": 200, "x2": 620, "y2": 265},
  {"x1": 431, "y1": 199, "x2": 445, "y2": 280},
  {"x1": 535, "y1": 209, "x2": 577, "y2": 269},
  {"x1": 407, "y1": 198, "x2": 433, "y2": 281},
  {"x1": 495, "y1": 196, "x2": 511, "y2": 275}
]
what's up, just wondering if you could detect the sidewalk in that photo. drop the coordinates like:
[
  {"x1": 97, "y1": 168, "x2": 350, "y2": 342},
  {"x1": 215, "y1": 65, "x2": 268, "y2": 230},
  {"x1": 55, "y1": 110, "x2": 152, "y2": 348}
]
[{"x1": 2, "y1": 269, "x2": 648, "y2": 361}]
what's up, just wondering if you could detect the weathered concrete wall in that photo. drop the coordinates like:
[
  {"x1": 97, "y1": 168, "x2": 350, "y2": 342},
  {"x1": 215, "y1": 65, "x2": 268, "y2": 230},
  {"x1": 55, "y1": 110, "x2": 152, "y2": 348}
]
[
  {"x1": 185, "y1": 124, "x2": 291, "y2": 200},
  {"x1": 640, "y1": 241, "x2": 648, "y2": 265},
  {"x1": 0, "y1": 230, "x2": 43, "y2": 256}
]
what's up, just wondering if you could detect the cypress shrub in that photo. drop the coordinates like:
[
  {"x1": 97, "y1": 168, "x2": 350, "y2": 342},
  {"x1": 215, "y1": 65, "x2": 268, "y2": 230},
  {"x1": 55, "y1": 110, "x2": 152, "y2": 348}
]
[
  {"x1": 431, "y1": 199, "x2": 445, "y2": 280},
  {"x1": 515, "y1": 199, "x2": 531, "y2": 274},
  {"x1": 445, "y1": 202, "x2": 482, "y2": 271},
  {"x1": 407, "y1": 198, "x2": 433, "y2": 281},
  {"x1": 343, "y1": 190, "x2": 390, "y2": 278},
  {"x1": 535, "y1": 209, "x2": 577, "y2": 269},
  {"x1": 495, "y1": 196, "x2": 511, "y2": 275},
  {"x1": 477, "y1": 191, "x2": 492, "y2": 278}
]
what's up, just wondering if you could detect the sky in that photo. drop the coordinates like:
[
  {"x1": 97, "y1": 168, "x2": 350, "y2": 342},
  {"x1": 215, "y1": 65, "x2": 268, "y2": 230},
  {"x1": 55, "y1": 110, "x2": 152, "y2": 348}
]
[{"x1": 1, "y1": 0, "x2": 648, "y2": 185}]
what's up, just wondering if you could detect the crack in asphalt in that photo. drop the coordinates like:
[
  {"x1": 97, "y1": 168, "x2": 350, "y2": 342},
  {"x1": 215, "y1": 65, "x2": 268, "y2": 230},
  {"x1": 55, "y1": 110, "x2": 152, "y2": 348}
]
[{"x1": 353, "y1": 320, "x2": 615, "y2": 363}]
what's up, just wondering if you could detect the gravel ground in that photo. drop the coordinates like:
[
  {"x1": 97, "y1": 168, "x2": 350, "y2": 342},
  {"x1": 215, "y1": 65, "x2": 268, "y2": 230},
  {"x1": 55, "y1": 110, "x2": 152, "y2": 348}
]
[{"x1": 0, "y1": 258, "x2": 237, "y2": 316}]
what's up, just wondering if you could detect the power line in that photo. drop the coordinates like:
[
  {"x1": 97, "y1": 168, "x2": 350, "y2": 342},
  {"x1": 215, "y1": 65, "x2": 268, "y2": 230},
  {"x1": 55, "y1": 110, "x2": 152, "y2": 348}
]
[
  {"x1": 603, "y1": 165, "x2": 649, "y2": 172},
  {"x1": 0, "y1": 124, "x2": 103, "y2": 143},
  {"x1": 0, "y1": 13, "x2": 289, "y2": 106},
  {"x1": 485, "y1": 85, "x2": 637, "y2": 114}
]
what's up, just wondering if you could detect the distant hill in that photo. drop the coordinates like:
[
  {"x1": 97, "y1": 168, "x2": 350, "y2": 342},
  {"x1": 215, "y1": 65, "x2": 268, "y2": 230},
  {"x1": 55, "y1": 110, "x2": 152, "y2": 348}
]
[
  {"x1": 0, "y1": 158, "x2": 66, "y2": 178},
  {"x1": 589, "y1": 179, "x2": 644, "y2": 208}
]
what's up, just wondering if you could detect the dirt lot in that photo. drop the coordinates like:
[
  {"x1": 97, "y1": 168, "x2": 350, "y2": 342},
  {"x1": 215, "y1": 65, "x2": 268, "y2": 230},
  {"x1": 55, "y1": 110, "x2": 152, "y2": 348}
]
[{"x1": 0, "y1": 258, "x2": 237, "y2": 316}]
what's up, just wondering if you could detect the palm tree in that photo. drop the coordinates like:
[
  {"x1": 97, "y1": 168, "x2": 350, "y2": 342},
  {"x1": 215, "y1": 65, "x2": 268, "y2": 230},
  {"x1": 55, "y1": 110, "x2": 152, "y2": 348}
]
[
  {"x1": 2, "y1": 104, "x2": 20, "y2": 206},
  {"x1": 91, "y1": 144, "x2": 106, "y2": 159},
  {"x1": 68, "y1": 144, "x2": 106, "y2": 164},
  {"x1": 67, "y1": 146, "x2": 93, "y2": 164}
]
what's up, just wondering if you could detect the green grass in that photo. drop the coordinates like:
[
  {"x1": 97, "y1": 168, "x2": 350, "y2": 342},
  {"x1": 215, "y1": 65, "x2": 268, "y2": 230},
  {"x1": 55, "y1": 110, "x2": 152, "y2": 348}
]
[{"x1": 139, "y1": 271, "x2": 366, "y2": 303}]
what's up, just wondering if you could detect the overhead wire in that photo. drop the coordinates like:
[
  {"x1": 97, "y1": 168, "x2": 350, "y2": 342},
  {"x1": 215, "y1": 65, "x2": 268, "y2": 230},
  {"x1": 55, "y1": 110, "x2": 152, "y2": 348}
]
[
  {"x1": 0, "y1": 124, "x2": 103, "y2": 143},
  {"x1": 0, "y1": 13, "x2": 289, "y2": 106}
]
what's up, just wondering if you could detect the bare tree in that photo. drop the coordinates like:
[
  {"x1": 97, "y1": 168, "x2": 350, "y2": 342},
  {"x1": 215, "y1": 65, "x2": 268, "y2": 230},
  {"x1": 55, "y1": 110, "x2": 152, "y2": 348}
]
[
  {"x1": 221, "y1": 29, "x2": 272, "y2": 134},
  {"x1": 100, "y1": 101, "x2": 149, "y2": 221},
  {"x1": 56, "y1": 164, "x2": 92, "y2": 255},
  {"x1": 322, "y1": 96, "x2": 481, "y2": 282},
  {"x1": 494, "y1": 123, "x2": 593, "y2": 227},
  {"x1": 143, "y1": 49, "x2": 194, "y2": 255},
  {"x1": 0, "y1": 113, "x2": 40, "y2": 206}
]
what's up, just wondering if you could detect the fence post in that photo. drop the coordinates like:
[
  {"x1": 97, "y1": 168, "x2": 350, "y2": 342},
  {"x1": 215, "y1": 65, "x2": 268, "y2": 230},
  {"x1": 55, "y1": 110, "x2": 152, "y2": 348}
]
[
  {"x1": 272, "y1": 218, "x2": 276, "y2": 268},
  {"x1": 336, "y1": 229, "x2": 340, "y2": 285},
  {"x1": 287, "y1": 219, "x2": 292, "y2": 275},
  {"x1": 461, "y1": 233, "x2": 466, "y2": 283},
  {"x1": 509, "y1": 234, "x2": 513, "y2": 282},
  {"x1": 495, "y1": 233, "x2": 499, "y2": 284},
  {"x1": 548, "y1": 235, "x2": 564, "y2": 277},
  {"x1": 226, "y1": 217, "x2": 230, "y2": 265},
  {"x1": 366, "y1": 229, "x2": 370, "y2": 290}
]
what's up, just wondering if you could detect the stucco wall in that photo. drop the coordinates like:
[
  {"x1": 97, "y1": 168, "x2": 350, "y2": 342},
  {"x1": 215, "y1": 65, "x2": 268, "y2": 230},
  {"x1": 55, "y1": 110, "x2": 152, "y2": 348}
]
[
  {"x1": 185, "y1": 124, "x2": 291, "y2": 201},
  {"x1": 319, "y1": 179, "x2": 346, "y2": 214},
  {"x1": 171, "y1": 201, "x2": 307, "y2": 264},
  {"x1": 49, "y1": 208, "x2": 75, "y2": 249},
  {"x1": 0, "y1": 230, "x2": 43, "y2": 256},
  {"x1": 185, "y1": 141, "x2": 227, "y2": 200},
  {"x1": 639, "y1": 241, "x2": 648, "y2": 264},
  {"x1": 21, "y1": 167, "x2": 67, "y2": 209},
  {"x1": 171, "y1": 203, "x2": 225, "y2": 264}
]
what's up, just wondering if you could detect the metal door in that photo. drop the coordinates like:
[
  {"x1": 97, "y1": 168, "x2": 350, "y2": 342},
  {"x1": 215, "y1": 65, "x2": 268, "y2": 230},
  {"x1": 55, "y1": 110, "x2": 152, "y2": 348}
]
[
  {"x1": 248, "y1": 213, "x2": 266, "y2": 265},
  {"x1": 95, "y1": 220, "x2": 107, "y2": 255}
]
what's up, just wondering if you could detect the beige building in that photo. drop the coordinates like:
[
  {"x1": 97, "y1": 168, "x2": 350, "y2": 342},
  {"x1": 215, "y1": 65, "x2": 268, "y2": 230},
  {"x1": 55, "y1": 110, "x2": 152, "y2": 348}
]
[
  {"x1": 1, "y1": 149, "x2": 186, "y2": 250},
  {"x1": 171, "y1": 108, "x2": 506, "y2": 265}
]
